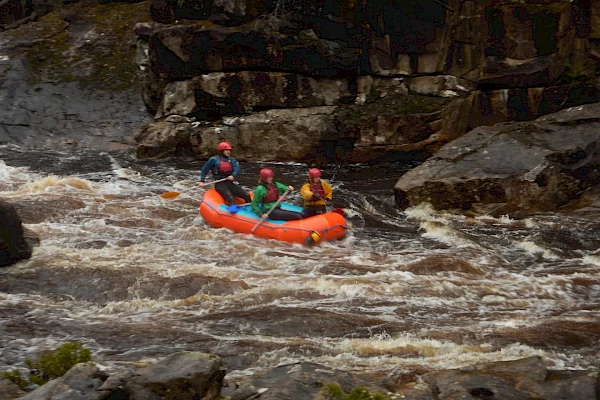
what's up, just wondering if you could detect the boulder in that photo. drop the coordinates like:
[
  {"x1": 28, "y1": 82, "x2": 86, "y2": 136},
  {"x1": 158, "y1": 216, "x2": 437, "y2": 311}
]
[
  {"x1": 18, "y1": 363, "x2": 108, "y2": 400},
  {"x1": 420, "y1": 357, "x2": 596, "y2": 400},
  {"x1": 238, "y1": 361, "x2": 380, "y2": 400},
  {"x1": 394, "y1": 102, "x2": 600, "y2": 214},
  {"x1": 135, "y1": 115, "x2": 198, "y2": 159},
  {"x1": 123, "y1": 351, "x2": 225, "y2": 400},
  {"x1": 0, "y1": 379, "x2": 26, "y2": 400},
  {"x1": 189, "y1": 106, "x2": 338, "y2": 161},
  {"x1": 0, "y1": 199, "x2": 33, "y2": 267}
]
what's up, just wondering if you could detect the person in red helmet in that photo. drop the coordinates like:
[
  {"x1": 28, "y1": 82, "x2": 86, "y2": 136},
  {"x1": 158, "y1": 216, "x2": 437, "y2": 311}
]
[
  {"x1": 300, "y1": 168, "x2": 333, "y2": 217},
  {"x1": 251, "y1": 168, "x2": 304, "y2": 221},
  {"x1": 199, "y1": 141, "x2": 251, "y2": 206}
]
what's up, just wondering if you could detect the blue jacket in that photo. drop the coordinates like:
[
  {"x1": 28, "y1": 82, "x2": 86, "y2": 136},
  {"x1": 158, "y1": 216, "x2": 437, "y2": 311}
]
[{"x1": 200, "y1": 155, "x2": 241, "y2": 181}]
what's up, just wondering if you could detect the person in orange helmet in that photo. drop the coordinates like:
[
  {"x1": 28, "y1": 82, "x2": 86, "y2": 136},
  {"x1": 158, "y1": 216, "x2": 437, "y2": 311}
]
[
  {"x1": 251, "y1": 168, "x2": 304, "y2": 221},
  {"x1": 199, "y1": 141, "x2": 251, "y2": 206},
  {"x1": 300, "y1": 168, "x2": 332, "y2": 218}
]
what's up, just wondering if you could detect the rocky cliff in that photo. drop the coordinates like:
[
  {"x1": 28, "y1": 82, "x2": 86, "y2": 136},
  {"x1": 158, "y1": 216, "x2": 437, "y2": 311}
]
[
  {"x1": 0, "y1": 0, "x2": 153, "y2": 150},
  {"x1": 135, "y1": 0, "x2": 600, "y2": 164}
]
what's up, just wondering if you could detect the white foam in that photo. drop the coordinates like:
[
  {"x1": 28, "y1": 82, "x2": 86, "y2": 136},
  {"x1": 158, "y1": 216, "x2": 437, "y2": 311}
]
[
  {"x1": 515, "y1": 240, "x2": 558, "y2": 259},
  {"x1": 419, "y1": 221, "x2": 476, "y2": 247}
]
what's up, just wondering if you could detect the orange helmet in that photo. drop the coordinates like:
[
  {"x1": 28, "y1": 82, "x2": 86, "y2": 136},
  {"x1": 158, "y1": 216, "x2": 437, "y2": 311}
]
[
  {"x1": 308, "y1": 168, "x2": 321, "y2": 178},
  {"x1": 260, "y1": 168, "x2": 275, "y2": 181},
  {"x1": 218, "y1": 141, "x2": 232, "y2": 151}
]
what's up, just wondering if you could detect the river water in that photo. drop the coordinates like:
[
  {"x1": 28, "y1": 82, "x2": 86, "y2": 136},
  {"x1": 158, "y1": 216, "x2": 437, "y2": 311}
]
[{"x1": 1, "y1": 144, "x2": 599, "y2": 381}]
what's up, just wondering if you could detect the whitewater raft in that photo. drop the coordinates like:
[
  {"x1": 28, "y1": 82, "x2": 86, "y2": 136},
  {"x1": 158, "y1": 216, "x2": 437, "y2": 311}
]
[{"x1": 199, "y1": 189, "x2": 348, "y2": 245}]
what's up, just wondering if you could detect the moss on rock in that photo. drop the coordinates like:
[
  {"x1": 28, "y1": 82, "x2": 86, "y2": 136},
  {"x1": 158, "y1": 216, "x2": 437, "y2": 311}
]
[{"x1": 15, "y1": 1, "x2": 152, "y2": 90}]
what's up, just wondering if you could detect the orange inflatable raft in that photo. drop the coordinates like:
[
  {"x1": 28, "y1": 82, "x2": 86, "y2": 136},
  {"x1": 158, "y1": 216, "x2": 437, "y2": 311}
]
[{"x1": 199, "y1": 189, "x2": 348, "y2": 245}]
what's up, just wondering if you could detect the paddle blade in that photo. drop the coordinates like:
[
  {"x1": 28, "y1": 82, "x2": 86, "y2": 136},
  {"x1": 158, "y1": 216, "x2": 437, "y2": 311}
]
[
  {"x1": 225, "y1": 203, "x2": 251, "y2": 213},
  {"x1": 161, "y1": 191, "x2": 180, "y2": 199},
  {"x1": 332, "y1": 208, "x2": 346, "y2": 216}
]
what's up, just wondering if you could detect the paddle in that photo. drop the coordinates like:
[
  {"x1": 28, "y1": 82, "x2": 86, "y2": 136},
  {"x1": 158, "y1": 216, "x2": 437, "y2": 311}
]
[
  {"x1": 250, "y1": 188, "x2": 291, "y2": 233},
  {"x1": 160, "y1": 178, "x2": 229, "y2": 199}
]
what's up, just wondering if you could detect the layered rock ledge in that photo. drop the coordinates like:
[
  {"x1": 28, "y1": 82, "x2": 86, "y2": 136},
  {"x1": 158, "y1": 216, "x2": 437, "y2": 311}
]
[
  {"x1": 134, "y1": 0, "x2": 600, "y2": 163},
  {"x1": 394, "y1": 102, "x2": 600, "y2": 215}
]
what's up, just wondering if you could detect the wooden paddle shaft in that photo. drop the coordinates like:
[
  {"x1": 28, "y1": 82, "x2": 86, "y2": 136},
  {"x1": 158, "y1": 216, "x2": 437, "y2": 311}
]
[{"x1": 251, "y1": 188, "x2": 291, "y2": 233}]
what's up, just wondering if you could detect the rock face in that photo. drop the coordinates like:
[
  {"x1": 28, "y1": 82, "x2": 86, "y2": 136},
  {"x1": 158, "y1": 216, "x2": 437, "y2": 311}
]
[
  {"x1": 394, "y1": 102, "x2": 600, "y2": 214},
  {"x1": 0, "y1": 1, "x2": 153, "y2": 151},
  {"x1": 0, "y1": 199, "x2": 33, "y2": 267},
  {"x1": 135, "y1": 0, "x2": 600, "y2": 162}
]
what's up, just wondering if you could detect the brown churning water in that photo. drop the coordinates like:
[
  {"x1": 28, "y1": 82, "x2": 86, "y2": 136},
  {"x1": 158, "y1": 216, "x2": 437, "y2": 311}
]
[{"x1": 0, "y1": 149, "x2": 599, "y2": 377}]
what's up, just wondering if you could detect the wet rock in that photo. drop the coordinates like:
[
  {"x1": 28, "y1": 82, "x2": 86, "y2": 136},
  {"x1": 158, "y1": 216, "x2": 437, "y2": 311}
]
[
  {"x1": 149, "y1": 0, "x2": 278, "y2": 26},
  {"x1": 189, "y1": 106, "x2": 338, "y2": 162},
  {"x1": 0, "y1": 3, "x2": 153, "y2": 151},
  {"x1": 18, "y1": 362, "x2": 109, "y2": 400},
  {"x1": 418, "y1": 356, "x2": 597, "y2": 400},
  {"x1": 220, "y1": 384, "x2": 262, "y2": 400},
  {"x1": 135, "y1": 0, "x2": 600, "y2": 164},
  {"x1": 123, "y1": 351, "x2": 225, "y2": 400},
  {"x1": 137, "y1": 91, "x2": 460, "y2": 163},
  {"x1": 135, "y1": 115, "x2": 197, "y2": 158},
  {"x1": 394, "y1": 102, "x2": 600, "y2": 214},
  {"x1": 155, "y1": 72, "x2": 353, "y2": 119},
  {"x1": 0, "y1": 379, "x2": 26, "y2": 400},
  {"x1": 146, "y1": 20, "x2": 361, "y2": 81},
  {"x1": 0, "y1": 0, "x2": 25, "y2": 27},
  {"x1": 479, "y1": 54, "x2": 568, "y2": 89},
  {"x1": 236, "y1": 362, "x2": 382, "y2": 400},
  {"x1": 0, "y1": 200, "x2": 33, "y2": 267}
]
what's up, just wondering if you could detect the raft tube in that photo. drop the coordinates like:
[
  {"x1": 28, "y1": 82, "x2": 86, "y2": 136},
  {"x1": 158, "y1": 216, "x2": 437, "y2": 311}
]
[{"x1": 199, "y1": 189, "x2": 348, "y2": 245}]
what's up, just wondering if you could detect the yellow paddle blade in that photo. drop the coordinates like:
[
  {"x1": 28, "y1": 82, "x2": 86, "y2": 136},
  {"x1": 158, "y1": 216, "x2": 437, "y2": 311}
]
[{"x1": 160, "y1": 191, "x2": 180, "y2": 199}]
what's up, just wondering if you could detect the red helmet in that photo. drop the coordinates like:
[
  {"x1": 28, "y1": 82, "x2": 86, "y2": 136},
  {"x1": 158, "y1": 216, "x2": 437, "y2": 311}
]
[
  {"x1": 308, "y1": 168, "x2": 321, "y2": 179},
  {"x1": 260, "y1": 168, "x2": 275, "y2": 181},
  {"x1": 218, "y1": 141, "x2": 232, "y2": 151}
]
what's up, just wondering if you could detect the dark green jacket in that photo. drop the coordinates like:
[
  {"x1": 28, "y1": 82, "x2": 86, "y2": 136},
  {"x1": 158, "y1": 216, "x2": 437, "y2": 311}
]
[{"x1": 251, "y1": 181, "x2": 289, "y2": 217}]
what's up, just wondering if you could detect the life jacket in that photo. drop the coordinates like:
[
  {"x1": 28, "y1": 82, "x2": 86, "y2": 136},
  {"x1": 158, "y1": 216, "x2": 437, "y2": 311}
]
[
  {"x1": 310, "y1": 181, "x2": 325, "y2": 201},
  {"x1": 212, "y1": 156, "x2": 233, "y2": 176},
  {"x1": 262, "y1": 183, "x2": 280, "y2": 203}
]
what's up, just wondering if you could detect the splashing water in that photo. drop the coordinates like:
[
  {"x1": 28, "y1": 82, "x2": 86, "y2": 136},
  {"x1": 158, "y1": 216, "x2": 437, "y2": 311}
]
[{"x1": 1, "y1": 147, "x2": 599, "y2": 379}]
